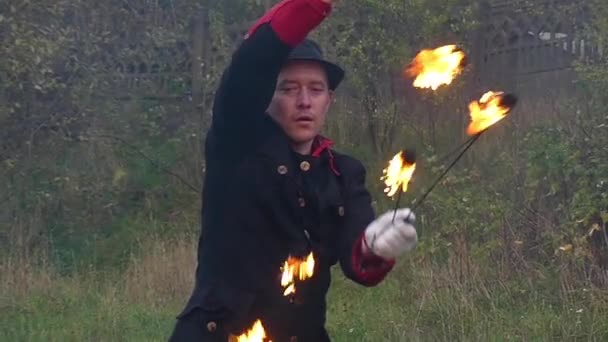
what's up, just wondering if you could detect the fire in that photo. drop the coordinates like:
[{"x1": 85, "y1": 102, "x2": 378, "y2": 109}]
[
  {"x1": 466, "y1": 91, "x2": 517, "y2": 135},
  {"x1": 381, "y1": 150, "x2": 416, "y2": 197},
  {"x1": 231, "y1": 320, "x2": 270, "y2": 342},
  {"x1": 404, "y1": 44, "x2": 467, "y2": 90},
  {"x1": 280, "y1": 252, "x2": 315, "y2": 296}
]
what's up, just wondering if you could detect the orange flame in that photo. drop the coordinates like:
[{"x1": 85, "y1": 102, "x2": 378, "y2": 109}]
[
  {"x1": 405, "y1": 44, "x2": 466, "y2": 90},
  {"x1": 231, "y1": 320, "x2": 271, "y2": 342},
  {"x1": 381, "y1": 151, "x2": 416, "y2": 197},
  {"x1": 466, "y1": 91, "x2": 516, "y2": 135},
  {"x1": 280, "y1": 252, "x2": 315, "y2": 296}
]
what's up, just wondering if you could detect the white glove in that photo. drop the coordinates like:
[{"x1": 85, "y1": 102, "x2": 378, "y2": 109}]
[{"x1": 363, "y1": 208, "x2": 417, "y2": 259}]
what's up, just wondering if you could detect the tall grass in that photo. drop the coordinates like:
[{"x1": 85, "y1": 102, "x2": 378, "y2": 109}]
[{"x1": 2, "y1": 227, "x2": 608, "y2": 342}]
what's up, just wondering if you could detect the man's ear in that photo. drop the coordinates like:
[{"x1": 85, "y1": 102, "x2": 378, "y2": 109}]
[{"x1": 325, "y1": 90, "x2": 335, "y2": 112}]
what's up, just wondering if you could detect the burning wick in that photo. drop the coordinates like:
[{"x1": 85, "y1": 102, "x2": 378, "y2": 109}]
[
  {"x1": 404, "y1": 44, "x2": 467, "y2": 90},
  {"x1": 467, "y1": 91, "x2": 518, "y2": 136},
  {"x1": 437, "y1": 91, "x2": 517, "y2": 164},
  {"x1": 381, "y1": 149, "x2": 416, "y2": 223},
  {"x1": 407, "y1": 92, "x2": 518, "y2": 216}
]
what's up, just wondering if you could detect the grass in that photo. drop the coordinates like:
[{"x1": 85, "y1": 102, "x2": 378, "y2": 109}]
[
  {"x1": 326, "y1": 264, "x2": 608, "y2": 341},
  {"x1": 2, "y1": 291, "x2": 174, "y2": 341},
  {"x1": 2, "y1": 232, "x2": 608, "y2": 342}
]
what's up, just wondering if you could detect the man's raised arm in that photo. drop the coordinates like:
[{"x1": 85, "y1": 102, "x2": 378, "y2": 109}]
[{"x1": 210, "y1": 0, "x2": 333, "y2": 143}]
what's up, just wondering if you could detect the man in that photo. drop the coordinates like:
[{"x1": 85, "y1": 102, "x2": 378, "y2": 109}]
[{"x1": 170, "y1": 0, "x2": 417, "y2": 341}]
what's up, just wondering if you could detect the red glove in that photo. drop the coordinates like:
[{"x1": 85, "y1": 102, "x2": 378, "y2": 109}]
[{"x1": 246, "y1": 0, "x2": 332, "y2": 47}]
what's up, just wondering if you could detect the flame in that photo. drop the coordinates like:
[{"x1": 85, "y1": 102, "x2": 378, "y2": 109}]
[
  {"x1": 381, "y1": 151, "x2": 416, "y2": 197},
  {"x1": 466, "y1": 91, "x2": 516, "y2": 135},
  {"x1": 280, "y1": 252, "x2": 315, "y2": 296},
  {"x1": 231, "y1": 320, "x2": 271, "y2": 342},
  {"x1": 405, "y1": 44, "x2": 466, "y2": 90}
]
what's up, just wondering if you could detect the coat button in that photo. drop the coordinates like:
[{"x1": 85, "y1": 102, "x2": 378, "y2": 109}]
[
  {"x1": 299, "y1": 161, "x2": 310, "y2": 172},
  {"x1": 298, "y1": 197, "x2": 306, "y2": 207},
  {"x1": 277, "y1": 165, "x2": 288, "y2": 175},
  {"x1": 206, "y1": 321, "x2": 217, "y2": 332},
  {"x1": 338, "y1": 206, "x2": 345, "y2": 216}
]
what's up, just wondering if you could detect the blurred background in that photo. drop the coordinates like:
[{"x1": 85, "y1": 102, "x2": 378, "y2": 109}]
[{"x1": 1, "y1": 0, "x2": 607, "y2": 340}]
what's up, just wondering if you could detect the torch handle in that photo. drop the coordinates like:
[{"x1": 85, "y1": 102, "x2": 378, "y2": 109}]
[
  {"x1": 411, "y1": 132, "x2": 483, "y2": 212},
  {"x1": 389, "y1": 132, "x2": 483, "y2": 225},
  {"x1": 436, "y1": 135, "x2": 477, "y2": 164},
  {"x1": 391, "y1": 188, "x2": 404, "y2": 223}
]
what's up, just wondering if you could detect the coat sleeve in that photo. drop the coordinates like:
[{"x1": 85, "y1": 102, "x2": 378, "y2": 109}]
[
  {"x1": 338, "y1": 159, "x2": 396, "y2": 287},
  {"x1": 209, "y1": 0, "x2": 331, "y2": 152}
]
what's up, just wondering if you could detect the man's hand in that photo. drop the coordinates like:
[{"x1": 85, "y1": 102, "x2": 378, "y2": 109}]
[{"x1": 363, "y1": 208, "x2": 417, "y2": 260}]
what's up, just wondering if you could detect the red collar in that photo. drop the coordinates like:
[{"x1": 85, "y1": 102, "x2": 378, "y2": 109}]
[
  {"x1": 311, "y1": 136, "x2": 334, "y2": 157},
  {"x1": 310, "y1": 136, "x2": 340, "y2": 176}
]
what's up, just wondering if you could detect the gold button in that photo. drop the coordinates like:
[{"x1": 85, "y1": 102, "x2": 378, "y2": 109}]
[
  {"x1": 338, "y1": 206, "x2": 345, "y2": 216},
  {"x1": 298, "y1": 197, "x2": 306, "y2": 207},
  {"x1": 206, "y1": 321, "x2": 217, "y2": 332},
  {"x1": 299, "y1": 161, "x2": 310, "y2": 172},
  {"x1": 277, "y1": 165, "x2": 288, "y2": 175}
]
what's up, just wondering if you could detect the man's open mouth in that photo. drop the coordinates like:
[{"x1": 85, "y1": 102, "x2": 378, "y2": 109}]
[{"x1": 295, "y1": 116, "x2": 313, "y2": 122}]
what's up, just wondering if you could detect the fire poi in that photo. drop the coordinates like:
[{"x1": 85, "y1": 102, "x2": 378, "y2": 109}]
[
  {"x1": 383, "y1": 45, "x2": 468, "y2": 218},
  {"x1": 387, "y1": 40, "x2": 520, "y2": 217},
  {"x1": 467, "y1": 91, "x2": 518, "y2": 136},
  {"x1": 381, "y1": 149, "x2": 417, "y2": 222},
  {"x1": 404, "y1": 44, "x2": 467, "y2": 90},
  {"x1": 382, "y1": 149, "x2": 416, "y2": 197},
  {"x1": 407, "y1": 91, "x2": 518, "y2": 214}
]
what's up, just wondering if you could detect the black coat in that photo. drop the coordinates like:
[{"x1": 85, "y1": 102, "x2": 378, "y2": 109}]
[{"x1": 177, "y1": 24, "x2": 391, "y2": 342}]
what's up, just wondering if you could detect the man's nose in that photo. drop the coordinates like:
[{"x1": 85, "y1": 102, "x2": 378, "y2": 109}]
[{"x1": 296, "y1": 89, "x2": 312, "y2": 108}]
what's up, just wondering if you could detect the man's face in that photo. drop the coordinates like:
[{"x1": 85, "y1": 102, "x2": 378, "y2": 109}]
[{"x1": 268, "y1": 60, "x2": 333, "y2": 146}]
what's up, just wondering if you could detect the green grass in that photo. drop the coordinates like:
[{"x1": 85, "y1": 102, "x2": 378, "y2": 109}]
[
  {"x1": 2, "y1": 299, "x2": 175, "y2": 341},
  {"x1": 326, "y1": 264, "x2": 608, "y2": 341},
  {"x1": 2, "y1": 253, "x2": 608, "y2": 342},
  {"x1": 0, "y1": 276, "x2": 177, "y2": 342}
]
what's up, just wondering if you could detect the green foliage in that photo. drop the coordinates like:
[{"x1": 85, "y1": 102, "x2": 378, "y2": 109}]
[
  {"x1": 0, "y1": 1, "x2": 71, "y2": 111},
  {"x1": 0, "y1": 0, "x2": 479, "y2": 269},
  {"x1": 2, "y1": 0, "x2": 608, "y2": 339}
]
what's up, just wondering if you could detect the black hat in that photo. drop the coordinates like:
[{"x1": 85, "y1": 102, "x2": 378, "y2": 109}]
[{"x1": 286, "y1": 39, "x2": 345, "y2": 90}]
